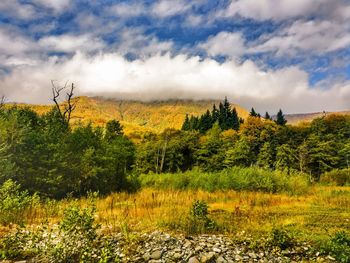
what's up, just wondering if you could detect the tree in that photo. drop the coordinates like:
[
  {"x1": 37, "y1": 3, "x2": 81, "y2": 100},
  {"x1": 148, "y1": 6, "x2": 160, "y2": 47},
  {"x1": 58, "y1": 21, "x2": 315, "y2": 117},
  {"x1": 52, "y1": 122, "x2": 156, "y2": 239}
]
[
  {"x1": 275, "y1": 109, "x2": 287, "y2": 126},
  {"x1": 182, "y1": 114, "x2": 190, "y2": 131},
  {"x1": 250, "y1": 108, "x2": 258, "y2": 117},
  {"x1": 257, "y1": 141, "x2": 275, "y2": 169},
  {"x1": 275, "y1": 144, "x2": 298, "y2": 173},
  {"x1": 224, "y1": 137, "x2": 253, "y2": 167},
  {"x1": 265, "y1": 112, "x2": 272, "y2": 120},
  {"x1": 198, "y1": 110, "x2": 213, "y2": 133},
  {"x1": 105, "y1": 120, "x2": 123, "y2": 141},
  {"x1": 51, "y1": 81, "x2": 77, "y2": 126}
]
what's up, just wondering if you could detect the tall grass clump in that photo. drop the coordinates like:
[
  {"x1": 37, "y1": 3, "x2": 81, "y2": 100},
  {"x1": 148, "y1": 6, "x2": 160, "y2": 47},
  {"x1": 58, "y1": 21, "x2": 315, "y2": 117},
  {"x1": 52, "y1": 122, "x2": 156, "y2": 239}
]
[
  {"x1": 140, "y1": 166, "x2": 309, "y2": 195},
  {"x1": 320, "y1": 169, "x2": 350, "y2": 186}
]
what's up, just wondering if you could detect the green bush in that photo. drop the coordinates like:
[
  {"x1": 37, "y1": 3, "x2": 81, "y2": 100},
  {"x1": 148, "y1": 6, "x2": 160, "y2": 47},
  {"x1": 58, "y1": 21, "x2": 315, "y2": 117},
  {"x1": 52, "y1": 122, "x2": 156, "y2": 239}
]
[
  {"x1": 140, "y1": 166, "x2": 310, "y2": 195},
  {"x1": 321, "y1": 232, "x2": 350, "y2": 263},
  {"x1": 186, "y1": 200, "x2": 217, "y2": 234},
  {"x1": 269, "y1": 227, "x2": 296, "y2": 250},
  {"x1": 320, "y1": 169, "x2": 350, "y2": 186},
  {"x1": 0, "y1": 180, "x2": 39, "y2": 225}
]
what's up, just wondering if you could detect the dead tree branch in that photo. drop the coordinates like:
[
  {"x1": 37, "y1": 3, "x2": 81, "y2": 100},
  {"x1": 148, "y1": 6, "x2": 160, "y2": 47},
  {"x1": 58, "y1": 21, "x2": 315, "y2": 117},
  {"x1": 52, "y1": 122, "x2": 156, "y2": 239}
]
[{"x1": 51, "y1": 81, "x2": 77, "y2": 124}]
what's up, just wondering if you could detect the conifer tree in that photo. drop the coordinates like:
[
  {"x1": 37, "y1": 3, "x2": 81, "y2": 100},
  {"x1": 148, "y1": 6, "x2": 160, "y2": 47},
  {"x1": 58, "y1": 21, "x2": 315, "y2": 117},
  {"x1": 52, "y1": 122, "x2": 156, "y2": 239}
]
[
  {"x1": 265, "y1": 112, "x2": 271, "y2": 120},
  {"x1": 250, "y1": 108, "x2": 258, "y2": 117},
  {"x1": 198, "y1": 110, "x2": 212, "y2": 133},
  {"x1": 275, "y1": 109, "x2": 287, "y2": 126},
  {"x1": 182, "y1": 114, "x2": 190, "y2": 131}
]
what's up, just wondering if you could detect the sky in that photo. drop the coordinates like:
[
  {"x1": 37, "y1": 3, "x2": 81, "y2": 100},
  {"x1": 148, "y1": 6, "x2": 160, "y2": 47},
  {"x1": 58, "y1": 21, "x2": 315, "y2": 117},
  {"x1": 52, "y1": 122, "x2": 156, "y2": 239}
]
[{"x1": 0, "y1": 0, "x2": 349, "y2": 113}]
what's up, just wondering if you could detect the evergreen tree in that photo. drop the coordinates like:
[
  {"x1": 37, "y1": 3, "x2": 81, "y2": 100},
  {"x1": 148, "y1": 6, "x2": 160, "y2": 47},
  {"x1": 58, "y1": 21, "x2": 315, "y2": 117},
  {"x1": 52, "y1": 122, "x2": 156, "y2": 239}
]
[
  {"x1": 211, "y1": 104, "x2": 219, "y2": 124},
  {"x1": 250, "y1": 108, "x2": 258, "y2": 117},
  {"x1": 230, "y1": 107, "x2": 240, "y2": 131},
  {"x1": 182, "y1": 114, "x2": 190, "y2": 131},
  {"x1": 198, "y1": 110, "x2": 212, "y2": 133},
  {"x1": 265, "y1": 112, "x2": 271, "y2": 120},
  {"x1": 275, "y1": 109, "x2": 287, "y2": 126}
]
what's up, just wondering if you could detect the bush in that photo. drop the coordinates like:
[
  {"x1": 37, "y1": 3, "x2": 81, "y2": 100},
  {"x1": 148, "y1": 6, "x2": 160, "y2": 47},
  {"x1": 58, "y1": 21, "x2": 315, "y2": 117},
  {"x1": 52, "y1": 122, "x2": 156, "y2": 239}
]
[
  {"x1": 320, "y1": 169, "x2": 350, "y2": 186},
  {"x1": 0, "y1": 180, "x2": 39, "y2": 225},
  {"x1": 269, "y1": 227, "x2": 296, "y2": 250},
  {"x1": 187, "y1": 200, "x2": 217, "y2": 234},
  {"x1": 140, "y1": 167, "x2": 310, "y2": 195},
  {"x1": 321, "y1": 232, "x2": 350, "y2": 263}
]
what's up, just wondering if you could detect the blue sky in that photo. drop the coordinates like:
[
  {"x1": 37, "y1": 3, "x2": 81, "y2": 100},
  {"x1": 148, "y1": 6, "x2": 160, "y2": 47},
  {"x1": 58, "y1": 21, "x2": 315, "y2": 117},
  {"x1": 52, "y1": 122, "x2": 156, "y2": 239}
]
[{"x1": 0, "y1": 0, "x2": 349, "y2": 113}]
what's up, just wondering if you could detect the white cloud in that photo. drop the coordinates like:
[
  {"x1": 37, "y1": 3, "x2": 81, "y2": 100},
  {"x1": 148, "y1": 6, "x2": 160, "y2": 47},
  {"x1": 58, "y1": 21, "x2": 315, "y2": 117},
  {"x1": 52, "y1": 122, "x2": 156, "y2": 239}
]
[
  {"x1": 108, "y1": 2, "x2": 145, "y2": 17},
  {"x1": 152, "y1": 0, "x2": 192, "y2": 17},
  {"x1": 252, "y1": 19, "x2": 350, "y2": 55},
  {"x1": 199, "y1": 32, "x2": 246, "y2": 58},
  {"x1": 220, "y1": 0, "x2": 330, "y2": 21},
  {"x1": 1, "y1": 52, "x2": 349, "y2": 113},
  {"x1": 39, "y1": 34, "x2": 105, "y2": 53}
]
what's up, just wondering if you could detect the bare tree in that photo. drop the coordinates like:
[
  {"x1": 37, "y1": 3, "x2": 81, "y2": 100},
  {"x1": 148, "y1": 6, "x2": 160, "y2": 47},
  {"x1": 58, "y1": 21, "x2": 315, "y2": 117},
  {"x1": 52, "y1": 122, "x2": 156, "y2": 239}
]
[
  {"x1": 0, "y1": 95, "x2": 6, "y2": 110},
  {"x1": 51, "y1": 81, "x2": 77, "y2": 124}
]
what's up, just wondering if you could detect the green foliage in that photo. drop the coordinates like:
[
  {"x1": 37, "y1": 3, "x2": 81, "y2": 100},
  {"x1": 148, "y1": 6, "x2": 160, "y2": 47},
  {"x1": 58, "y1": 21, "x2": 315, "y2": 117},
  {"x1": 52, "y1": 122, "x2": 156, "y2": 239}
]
[
  {"x1": 320, "y1": 232, "x2": 350, "y2": 263},
  {"x1": 187, "y1": 200, "x2": 217, "y2": 234},
  {"x1": 140, "y1": 167, "x2": 310, "y2": 195},
  {"x1": 269, "y1": 227, "x2": 296, "y2": 250},
  {"x1": 182, "y1": 97, "x2": 241, "y2": 133},
  {"x1": 320, "y1": 169, "x2": 350, "y2": 186},
  {"x1": 0, "y1": 180, "x2": 38, "y2": 225}
]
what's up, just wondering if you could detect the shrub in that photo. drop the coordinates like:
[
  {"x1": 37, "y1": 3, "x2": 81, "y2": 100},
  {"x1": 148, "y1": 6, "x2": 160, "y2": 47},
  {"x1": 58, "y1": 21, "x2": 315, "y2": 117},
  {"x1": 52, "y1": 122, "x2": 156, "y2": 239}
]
[
  {"x1": 187, "y1": 200, "x2": 217, "y2": 234},
  {"x1": 321, "y1": 232, "x2": 350, "y2": 263},
  {"x1": 0, "y1": 180, "x2": 39, "y2": 225},
  {"x1": 320, "y1": 169, "x2": 350, "y2": 186},
  {"x1": 269, "y1": 227, "x2": 296, "y2": 250}
]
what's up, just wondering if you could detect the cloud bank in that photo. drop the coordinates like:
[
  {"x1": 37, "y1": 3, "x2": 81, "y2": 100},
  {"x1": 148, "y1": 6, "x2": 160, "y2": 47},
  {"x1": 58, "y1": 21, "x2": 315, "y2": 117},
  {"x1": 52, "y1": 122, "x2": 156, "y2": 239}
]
[
  {"x1": 0, "y1": 0, "x2": 349, "y2": 113},
  {"x1": 1, "y1": 52, "x2": 349, "y2": 113}
]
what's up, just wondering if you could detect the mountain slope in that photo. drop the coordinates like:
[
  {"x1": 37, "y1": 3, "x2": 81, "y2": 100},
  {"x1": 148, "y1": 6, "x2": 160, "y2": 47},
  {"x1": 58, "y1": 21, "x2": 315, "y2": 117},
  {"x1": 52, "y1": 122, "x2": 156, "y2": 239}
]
[
  {"x1": 13, "y1": 96, "x2": 249, "y2": 134},
  {"x1": 284, "y1": 111, "x2": 350, "y2": 124}
]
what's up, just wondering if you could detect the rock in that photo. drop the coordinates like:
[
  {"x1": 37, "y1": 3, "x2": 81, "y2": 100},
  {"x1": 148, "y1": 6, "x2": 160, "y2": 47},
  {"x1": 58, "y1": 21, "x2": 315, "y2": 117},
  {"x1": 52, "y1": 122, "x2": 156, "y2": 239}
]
[
  {"x1": 248, "y1": 252, "x2": 257, "y2": 259},
  {"x1": 174, "y1": 252, "x2": 182, "y2": 260},
  {"x1": 150, "y1": 250, "x2": 163, "y2": 260},
  {"x1": 213, "y1": 247, "x2": 221, "y2": 253},
  {"x1": 216, "y1": 256, "x2": 227, "y2": 263},
  {"x1": 143, "y1": 252, "x2": 151, "y2": 261},
  {"x1": 201, "y1": 252, "x2": 215, "y2": 262},
  {"x1": 189, "y1": 256, "x2": 200, "y2": 263},
  {"x1": 234, "y1": 255, "x2": 243, "y2": 261},
  {"x1": 327, "y1": 255, "x2": 336, "y2": 261}
]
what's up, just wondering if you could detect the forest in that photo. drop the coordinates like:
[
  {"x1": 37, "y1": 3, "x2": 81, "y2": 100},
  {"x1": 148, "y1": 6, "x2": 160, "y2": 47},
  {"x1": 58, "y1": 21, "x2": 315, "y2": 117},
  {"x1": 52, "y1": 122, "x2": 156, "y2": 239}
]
[{"x1": 0, "y1": 96, "x2": 349, "y2": 198}]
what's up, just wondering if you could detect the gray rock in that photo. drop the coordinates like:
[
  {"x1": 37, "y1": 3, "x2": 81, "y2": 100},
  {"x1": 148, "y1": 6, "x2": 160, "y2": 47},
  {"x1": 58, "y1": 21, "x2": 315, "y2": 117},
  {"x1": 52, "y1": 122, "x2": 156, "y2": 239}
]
[{"x1": 213, "y1": 247, "x2": 221, "y2": 253}]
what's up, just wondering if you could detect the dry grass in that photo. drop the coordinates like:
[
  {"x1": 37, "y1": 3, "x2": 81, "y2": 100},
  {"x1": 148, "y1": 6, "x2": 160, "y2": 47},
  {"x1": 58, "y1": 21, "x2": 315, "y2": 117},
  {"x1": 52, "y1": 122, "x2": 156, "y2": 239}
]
[{"x1": 18, "y1": 185, "x2": 350, "y2": 242}]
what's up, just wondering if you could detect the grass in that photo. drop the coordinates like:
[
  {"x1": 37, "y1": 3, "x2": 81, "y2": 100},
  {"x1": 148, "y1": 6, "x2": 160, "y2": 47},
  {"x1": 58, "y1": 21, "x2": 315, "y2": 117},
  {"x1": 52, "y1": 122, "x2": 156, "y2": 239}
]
[
  {"x1": 139, "y1": 167, "x2": 310, "y2": 195},
  {"x1": 7, "y1": 185, "x2": 348, "y2": 244}
]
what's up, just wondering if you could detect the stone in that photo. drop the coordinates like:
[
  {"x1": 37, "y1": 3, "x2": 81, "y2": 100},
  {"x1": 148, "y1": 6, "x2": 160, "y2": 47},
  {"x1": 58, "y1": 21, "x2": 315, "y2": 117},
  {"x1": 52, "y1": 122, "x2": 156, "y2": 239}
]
[
  {"x1": 213, "y1": 247, "x2": 222, "y2": 253},
  {"x1": 151, "y1": 250, "x2": 163, "y2": 260},
  {"x1": 188, "y1": 256, "x2": 200, "y2": 263},
  {"x1": 216, "y1": 256, "x2": 228, "y2": 263},
  {"x1": 201, "y1": 252, "x2": 215, "y2": 262},
  {"x1": 143, "y1": 252, "x2": 151, "y2": 261},
  {"x1": 174, "y1": 252, "x2": 182, "y2": 260}
]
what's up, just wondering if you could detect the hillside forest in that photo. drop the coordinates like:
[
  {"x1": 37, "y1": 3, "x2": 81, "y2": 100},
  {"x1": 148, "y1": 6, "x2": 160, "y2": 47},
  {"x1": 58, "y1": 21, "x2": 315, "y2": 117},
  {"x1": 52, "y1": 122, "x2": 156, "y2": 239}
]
[{"x1": 0, "y1": 94, "x2": 349, "y2": 198}]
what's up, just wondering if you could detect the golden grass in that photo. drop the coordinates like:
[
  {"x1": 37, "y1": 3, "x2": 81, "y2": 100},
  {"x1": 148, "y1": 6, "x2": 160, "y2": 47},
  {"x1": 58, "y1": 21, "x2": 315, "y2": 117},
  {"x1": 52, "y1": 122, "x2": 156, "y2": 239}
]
[{"x1": 19, "y1": 186, "x2": 350, "y2": 241}]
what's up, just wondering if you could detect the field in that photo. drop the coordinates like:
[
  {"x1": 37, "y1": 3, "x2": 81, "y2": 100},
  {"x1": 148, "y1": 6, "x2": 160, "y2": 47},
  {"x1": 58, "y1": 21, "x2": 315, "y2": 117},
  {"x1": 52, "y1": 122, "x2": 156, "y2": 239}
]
[{"x1": 14, "y1": 185, "x2": 350, "y2": 242}]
